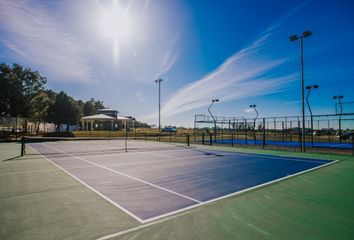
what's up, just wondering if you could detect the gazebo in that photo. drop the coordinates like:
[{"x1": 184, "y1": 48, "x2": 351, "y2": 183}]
[{"x1": 81, "y1": 114, "x2": 117, "y2": 131}]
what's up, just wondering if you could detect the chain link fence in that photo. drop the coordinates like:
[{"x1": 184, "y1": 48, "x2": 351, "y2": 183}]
[{"x1": 194, "y1": 113, "x2": 354, "y2": 155}]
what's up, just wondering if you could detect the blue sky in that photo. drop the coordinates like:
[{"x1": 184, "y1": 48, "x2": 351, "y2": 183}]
[{"x1": 1, "y1": 0, "x2": 354, "y2": 127}]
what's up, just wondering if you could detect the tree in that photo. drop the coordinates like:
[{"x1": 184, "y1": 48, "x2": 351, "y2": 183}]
[
  {"x1": 29, "y1": 90, "x2": 50, "y2": 134},
  {"x1": 83, "y1": 98, "x2": 105, "y2": 116},
  {"x1": 50, "y1": 91, "x2": 83, "y2": 132},
  {"x1": 0, "y1": 63, "x2": 47, "y2": 117}
]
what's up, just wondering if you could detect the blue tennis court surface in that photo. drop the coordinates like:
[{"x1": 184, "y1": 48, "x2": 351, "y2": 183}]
[
  {"x1": 213, "y1": 139, "x2": 352, "y2": 149},
  {"x1": 29, "y1": 140, "x2": 334, "y2": 222}
]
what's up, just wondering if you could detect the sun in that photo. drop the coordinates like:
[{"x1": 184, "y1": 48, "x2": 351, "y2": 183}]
[
  {"x1": 96, "y1": 0, "x2": 134, "y2": 61},
  {"x1": 100, "y1": 1, "x2": 133, "y2": 40}
]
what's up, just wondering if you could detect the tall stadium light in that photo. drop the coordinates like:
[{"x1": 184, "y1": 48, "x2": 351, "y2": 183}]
[
  {"x1": 333, "y1": 95, "x2": 344, "y2": 143},
  {"x1": 208, "y1": 99, "x2": 219, "y2": 141},
  {"x1": 290, "y1": 30, "x2": 313, "y2": 152},
  {"x1": 306, "y1": 84, "x2": 319, "y2": 146},
  {"x1": 155, "y1": 79, "x2": 163, "y2": 132},
  {"x1": 249, "y1": 104, "x2": 258, "y2": 145}
]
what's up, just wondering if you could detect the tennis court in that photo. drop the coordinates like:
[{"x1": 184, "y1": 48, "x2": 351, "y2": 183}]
[{"x1": 26, "y1": 139, "x2": 335, "y2": 223}]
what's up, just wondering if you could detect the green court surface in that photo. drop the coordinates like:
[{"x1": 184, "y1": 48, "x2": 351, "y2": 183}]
[{"x1": 1, "y1": 142, "x2": 353, "y2": 240}]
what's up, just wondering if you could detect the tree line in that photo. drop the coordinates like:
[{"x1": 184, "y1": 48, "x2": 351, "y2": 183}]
[{"x1": 1, "y1": 63, "x2": 105, "y2": 132}]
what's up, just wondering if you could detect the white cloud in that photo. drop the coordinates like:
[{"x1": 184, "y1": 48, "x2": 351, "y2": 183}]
[
  {"x1": 136, "y1": 92, "x2": 145, "y2": 102},
  {"x1": 244, "y1": 108, "x2": 255, "y2": 113},
  {"x1": 0, "y1": 0, "x2": 93, "y2": 84}
]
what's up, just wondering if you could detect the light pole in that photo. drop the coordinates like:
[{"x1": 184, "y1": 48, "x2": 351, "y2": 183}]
[
  {"x1": 155, "y1": 79, "x2": 163, "y2": 133},
  {"x1": 208, "y1": 99, "x2": 219, "y2": 141},
  {"x1": 249, "y1": 104, "x2": 258, "y2": 145},
  {"x1": 333, "y1": 95, "x2": 344, "y2": 143},
  {"x1": 290, "y1": 30, "x2": 313, "y2": 152},
  {"x1": 306, "y1": 84, "x2": 319, "y2": 146}
]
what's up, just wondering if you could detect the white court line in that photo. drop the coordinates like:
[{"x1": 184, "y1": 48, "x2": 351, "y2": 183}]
[
  {"x1": 41, "y1": 143, "x2": 201, "y2": 204},
  {"x1": 27, "y1": 144, "x2": 144, "y2": 223},
  {"x1": 196, "y1": 148, "x2": 332, "y2": 164},
  {"x1": 96, "y1": 159, "x2": 338, "y2": 239}
]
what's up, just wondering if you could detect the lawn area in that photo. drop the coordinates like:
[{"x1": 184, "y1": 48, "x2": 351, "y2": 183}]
[{"x1": 1, "y1": 142, "x2": 353, "y2": 240}]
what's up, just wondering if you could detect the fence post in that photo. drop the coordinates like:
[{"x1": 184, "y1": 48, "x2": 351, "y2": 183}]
[
  {"x1": 311, "y1": 115, "x2": 314, "y2": 147},
  {"x1": 245, "y1": 119, "x2": 248, "y2": 145},
  {"x1": 253, "y1": 118, "x2": 256, "y2": 145},
  {"x1": 145, "y1": 132, "x2": 147, "y2": 141},
  {"x1": 210, "y1": 133, "x2": 212, "y2": 145},
  {"x1": 21, "y1": 137, "x2": 25, "y2": 156},
  {"x1": 263, "y1": 118, "x2": 266, "y2": 149},
  {"x1": 187, "y1": 134, "x2": 190, "y2": 146},
  {"x1": 231, "y1": 133, "x2": 234, "y2": 147},
  {"x1": 202, "y1": 133, "x2": 205, "y2": 145},
  {"x1": 298, "y1": 120, "x2": 302, "y2": 150}
]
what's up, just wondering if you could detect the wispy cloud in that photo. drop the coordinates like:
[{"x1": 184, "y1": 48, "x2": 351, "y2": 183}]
[
  {"x1": 285, "y1": 100, "x2": 301, "y2": 105},
  {"x1": 0, "y1": 0, "x2": 93, "y2": 83},
  {"x1": 140, "y1": 5, "x2": 304, "y2": 122},
  {"x1": 155, "y1": 34, "x2": 180, "y2": 78},
  {"x1": 142, "y1": 34, "x2": 295, "y2": 121}
]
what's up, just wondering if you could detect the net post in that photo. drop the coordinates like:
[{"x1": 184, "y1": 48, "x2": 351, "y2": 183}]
[{"x1": 21, "y1": 137, "x2": 25, "y2": 156}]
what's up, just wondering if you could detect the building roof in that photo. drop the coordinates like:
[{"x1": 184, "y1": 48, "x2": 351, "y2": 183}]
[
  {"x1": 117, "y1": 115, "x2": 130, "y2": 120},
  {"x1": 81, "y1": 114, "x2": 116, "y2": 120},
  {"x1": 81, "y1": 114, "x2": 132, "y2": 121},
  {"x1": 97, "y1": 108, "x2": 118, "y2": 112}
]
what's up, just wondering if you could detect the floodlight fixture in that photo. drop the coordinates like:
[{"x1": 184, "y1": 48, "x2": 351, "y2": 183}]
[
  {"x1": 303, "y1": 31, "x2": 312, "y2": 38},
  {"x1": 313, "y1": 84, "x2": 319, "y2": 89},
  {"x1": 290, "y1": 35, "x2": 298, "y2": 41},
  {"x1": 212, "y1": 99, "x2": 219, "y2": 103},
  {"x1": 333, "y1": 95, "x2": 344, "y2": 100}
]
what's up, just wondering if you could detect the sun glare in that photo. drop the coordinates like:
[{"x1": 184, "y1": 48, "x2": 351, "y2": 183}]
[
  {"x1": 96, "y1": 0, "x2": 134, "y2": 61},
  {"x1": 100, "y1": 2, "x2": 133, "y2": 40}
]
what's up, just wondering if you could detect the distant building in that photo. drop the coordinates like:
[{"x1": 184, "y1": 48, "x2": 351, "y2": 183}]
[{"x1": 80, "y1": 108, "x2": 149, "y2": 131}]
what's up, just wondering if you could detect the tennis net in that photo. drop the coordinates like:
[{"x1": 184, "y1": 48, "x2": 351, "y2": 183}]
[{"x1": 21, "y1": 136, "x2": 190, "y2": 156}]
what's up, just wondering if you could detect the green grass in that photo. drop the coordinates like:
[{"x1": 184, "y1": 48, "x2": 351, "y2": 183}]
[{"x1": 0, "y1": 142, "x2": 353, "y2": 240}]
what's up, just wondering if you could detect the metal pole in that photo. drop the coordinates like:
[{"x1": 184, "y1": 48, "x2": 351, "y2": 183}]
[
  {"x1": 339, "y1": 98, "x2": 343, "y2": 143},
  {"x1": 208, "y1": 100, "x2": 219, "y2": 142},
  {"x1": 263, "y1": 118, "x2": 266, "y2": 149},
  {"x1": 306, "y1": 87, "x2": 313, "y2": 147},
  {"x1": 300, "y1": 37, "x2": 306, "y2": 152},
  {"x1": 158, "y1": 80, "x2": 161, "y2": 132},
  {"x1": 155, "y1": 79, "x2": 162, "y2": 133}
]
